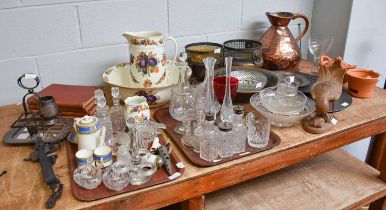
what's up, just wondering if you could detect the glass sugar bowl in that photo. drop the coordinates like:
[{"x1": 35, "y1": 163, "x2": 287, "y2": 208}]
[
  {"x1": 260, "y1": 80, "x2": 307, "y2": 115},
  {"x1": 73, "y1": 164, "x2": 102, "y2": 189},
  {"x1": 102, "y1": 160, "x2": 131, "y2": 191}
]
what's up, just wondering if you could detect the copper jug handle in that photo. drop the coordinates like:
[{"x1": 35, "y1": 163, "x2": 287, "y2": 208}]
[{"x1": 292, "y1": 13, "x2": 310, "y2": 42}]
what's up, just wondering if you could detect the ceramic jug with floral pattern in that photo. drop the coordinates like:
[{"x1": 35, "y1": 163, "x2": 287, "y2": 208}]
[
  {"x1": 122, "y1": 31, "x2": 177, "y2": 88},
  {"x1": 124, "y1": 96, "x2": 150, "y2": 124}
]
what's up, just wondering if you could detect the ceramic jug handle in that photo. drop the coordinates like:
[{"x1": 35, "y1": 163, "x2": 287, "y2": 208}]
[
  {"x1": 165, "y1": 36, "x2": 178, "y2": 62},
  {"x1": 292, "y1": 13, "x2": 310, "y2": 42}
]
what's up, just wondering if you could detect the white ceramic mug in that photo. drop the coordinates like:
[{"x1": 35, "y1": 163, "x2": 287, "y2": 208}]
[
  {"x1": 93, "y1": 145, "x2": 113, "y2": 168},
  {"x1": 74, "y1": 115, "x2": 106, "y2": 151},
  {"x1": 124, "y1": 96, "x2": 150, "y2": 125},
  {"x1": 122, "y1": 31, "x2": 177, "y2": 88},
  {"x1": 75, "y1": 149, "x2": 94, "y2": 166}
]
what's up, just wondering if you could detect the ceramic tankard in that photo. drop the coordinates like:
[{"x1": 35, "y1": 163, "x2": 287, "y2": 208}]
[
  {"x1": 122, "y1": 31, "x2": 177, "y2": 88},
  {"x1": 124, "y1": 96, "x2": 150, "y2": 124},
  {"x1": 74, "y1": 115, "x2": 106, "y2": 150}
]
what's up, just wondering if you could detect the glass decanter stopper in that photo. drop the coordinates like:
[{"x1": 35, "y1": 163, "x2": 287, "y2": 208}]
[
  {"x1": 232, "y1": 105, "x2": 247, "y2": 154},
  {"x1": 102, "y1": 160, "x2": 131, "y2": 191},
  {"x1": 110, "y1": 87, "x2": 126, "y2": 134},
  {"x1": 199, "y1": 116, "x2": 219, "y2": 162},
  {"x1": 96, "y1": 96, "x2": 115, "y2": 151},
  {"x1": 246, "y1": 112, "x2": 270, "y2": 148}
]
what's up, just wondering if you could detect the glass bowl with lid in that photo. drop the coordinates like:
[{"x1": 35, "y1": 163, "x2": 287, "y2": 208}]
[
  {"x1": 260, "y1": 82, "x2": 307, "y2": 115},
  {"x1": 250, "y1": 92, "x2": 315, "y2": 127}
]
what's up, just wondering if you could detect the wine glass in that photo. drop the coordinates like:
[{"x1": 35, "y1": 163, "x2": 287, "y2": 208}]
[
  {"x1": 169, "y1": 89, "x2": 195, "y2": 135},
  {"x1": 308, "y1": 36, "x2": 333, "y2": 74}
]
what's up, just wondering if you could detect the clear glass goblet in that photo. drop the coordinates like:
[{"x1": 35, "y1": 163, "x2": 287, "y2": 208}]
[{"x1": 308, "y1": 36, "x2": 333, "y2": 74}]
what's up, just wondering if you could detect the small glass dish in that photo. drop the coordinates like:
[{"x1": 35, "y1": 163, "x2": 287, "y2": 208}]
[
  {"x1": 73, "y1": 164, "x2": 102, "y2": 189},
  {"x1": 129, "y1": 162, "x2": 157, "y2": 185},
  {"x1": 250, "y1": 93, "x2": 315, "y2": 127},
  {"x1": 260, "y1": 85, "x2": 307, "y2": 115},
  {"x1": 102, "y1": 160, "x2": 131, "y2": 191}
]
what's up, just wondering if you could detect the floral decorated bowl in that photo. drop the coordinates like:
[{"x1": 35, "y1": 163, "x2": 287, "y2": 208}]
[{"x1": 103, "y1": 61, "x2": 180, "y2": 107}]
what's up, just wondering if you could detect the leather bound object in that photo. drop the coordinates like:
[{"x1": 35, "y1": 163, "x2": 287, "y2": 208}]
[
  {"x1": 29, "y1": 99, "x2": 96, "y2": 113},
  {"x1": 27, "y1": 84, "x2": 101, "y2": 111},
  {"x1": 30, "y1": 105, "x2": 96, "y2": 117}
]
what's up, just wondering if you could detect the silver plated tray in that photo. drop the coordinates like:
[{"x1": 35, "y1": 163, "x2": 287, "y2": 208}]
[
  {"x1": 215, "y1": 67, "x2": 279, "y2": 94},
  {"x1": 273, "y1": 70, "x2": 310, "y2": 87}
]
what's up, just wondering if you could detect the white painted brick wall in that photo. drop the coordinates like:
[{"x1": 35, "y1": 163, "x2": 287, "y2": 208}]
[
  {"x1": 0, "y1": 0, "x2": 19, "y2": 9},
  {"x1": 0, "y1": 6, "x2": 81, "y2": 60},
  {"x1": 169, "y1": 0, "x2": 242, "y2": 37},
  {"x1": 78, "y1": 0, "x2": 168, "y2": 47},
  {"x1": 0, "y1": 0, "x2": 315, "y2": 105},
  {"x1": 37, "y1": 45, "x2": 128, "y2": 86},
  {"x1": 242, "y1": 0, "x2": 314, "y2": 29}
]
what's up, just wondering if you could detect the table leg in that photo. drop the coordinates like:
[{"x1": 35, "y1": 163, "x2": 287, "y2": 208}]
[
  {"x1": 368, "y1": 132, "x2": 386, "y2": 210},
  {"x1": 181, "y1": 195, "x2": 205, "y2": 210},
  {"x1": 367, "y1": 133, "x2": 386, "y2": 170}
]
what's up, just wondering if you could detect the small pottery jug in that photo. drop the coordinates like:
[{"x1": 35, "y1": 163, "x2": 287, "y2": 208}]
[
  {"x1": 122, "y1": 31, "x2": 178, "y2": 88},
  {"x1": 124, "y1": 96, "x2": 150, "y2": 124},
  {"x1": 259, "y1": 12, "x2": 310, "y2": 71},
  {"x1": 74, "y1": 115, "x2": 106, "y2": 151}
]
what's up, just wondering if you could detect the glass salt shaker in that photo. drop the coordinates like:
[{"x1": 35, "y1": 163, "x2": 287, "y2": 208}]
[
  {"x1": 232, "y1": 105, "x2": 247, "y2": 154},
  {"x1": 246, "y1": 112, "x2": 270, "y2": 148}
]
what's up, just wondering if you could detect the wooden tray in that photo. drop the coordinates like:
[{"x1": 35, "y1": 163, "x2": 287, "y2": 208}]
[
  {"x1": 67, "y1": 135, "x2": 185, "y2": 201},
  {"x1": 154, "y1": 108, "x2": 281, "y2": 167}
]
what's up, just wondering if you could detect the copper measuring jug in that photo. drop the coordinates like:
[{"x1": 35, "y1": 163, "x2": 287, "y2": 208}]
[{"x1": 259, "y1": 12, "x2": 310, "y2": 71}]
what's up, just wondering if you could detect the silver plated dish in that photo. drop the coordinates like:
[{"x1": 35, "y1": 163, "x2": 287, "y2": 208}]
[
  {"x1": 215, "y1": 67, "x2": 279, "y2": 93},
  {"x1": 273, "y1": 70, "x2": 310, "y2": 88},
  {"x1": 250, "y1": 93, "x2": 315, "y2": 127}
]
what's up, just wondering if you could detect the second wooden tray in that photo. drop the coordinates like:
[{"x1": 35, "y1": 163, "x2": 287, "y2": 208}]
[
  {"x1": 155, "y1": 107, "x2": 281, "y2": 167},
  {"x1": 67, "y1": 134, "x2": 185, "y2": 201}
]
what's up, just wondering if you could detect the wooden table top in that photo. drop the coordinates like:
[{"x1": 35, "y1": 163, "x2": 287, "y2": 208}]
[{"x1": 1, "y1": 66, "x2": 386, "y2": 209}]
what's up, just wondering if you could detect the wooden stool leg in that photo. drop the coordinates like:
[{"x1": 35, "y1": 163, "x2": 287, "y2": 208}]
[
  {"x1": 181, "y1": 195, "x2": 205, "y2": 210},
  {"x1": 369, "y1": 132, "x2": 386, "y2": 210}
]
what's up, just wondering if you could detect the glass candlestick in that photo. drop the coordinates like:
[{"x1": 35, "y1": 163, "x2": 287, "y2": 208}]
[{"x1": 220, "y1": 57, "x2": 235, "y2": 123}]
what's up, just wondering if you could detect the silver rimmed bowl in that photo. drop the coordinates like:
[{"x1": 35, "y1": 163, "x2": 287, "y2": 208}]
[{"x1": 215, "y1": 67, "x2": 279, "y2": 93}]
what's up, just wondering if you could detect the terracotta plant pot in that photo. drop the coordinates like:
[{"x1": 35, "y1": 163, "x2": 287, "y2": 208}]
[{"x1": 346, "y1": 68, "x2": 380, "y2": 98}]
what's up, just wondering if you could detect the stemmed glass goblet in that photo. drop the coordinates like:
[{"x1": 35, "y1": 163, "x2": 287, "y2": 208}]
[{"x1": 308, "y1": 36, "x2": 333, "y2": 74}]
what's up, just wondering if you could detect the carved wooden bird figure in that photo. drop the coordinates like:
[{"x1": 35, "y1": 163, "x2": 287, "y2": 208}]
[{"x1": 310, "y1": 55, "x2": 356, "y2": 127}]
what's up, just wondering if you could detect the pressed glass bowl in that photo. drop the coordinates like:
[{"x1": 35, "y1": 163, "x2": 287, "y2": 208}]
[
  {"x1": 260, "y1": 87, "x2": 307, "y2": 115},
  {"x1": 250, "y1": 93, "x2": 315, "y2": 127}
]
